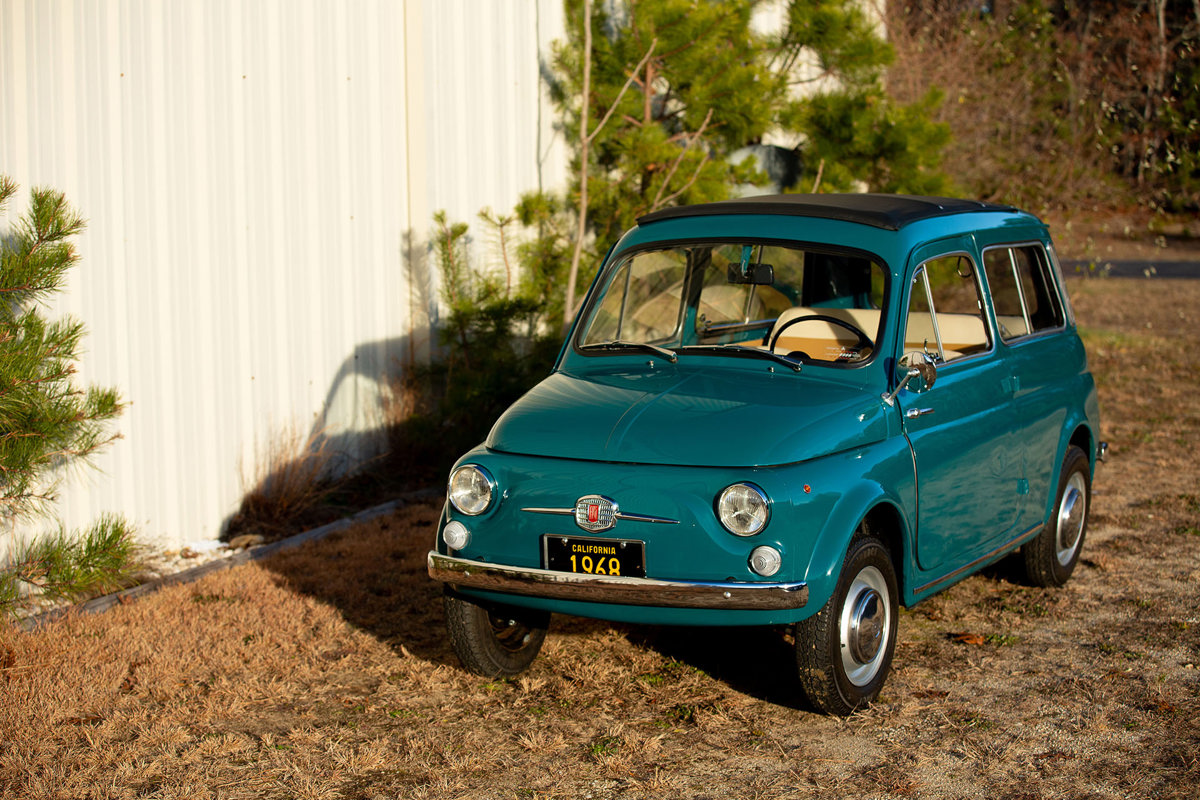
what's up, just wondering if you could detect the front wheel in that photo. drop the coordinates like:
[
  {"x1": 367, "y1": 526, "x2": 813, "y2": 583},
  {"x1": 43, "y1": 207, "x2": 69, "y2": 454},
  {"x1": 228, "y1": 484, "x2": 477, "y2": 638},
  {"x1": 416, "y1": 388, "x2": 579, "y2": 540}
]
[
  {"x1": 795, "y1": 535, "x2": 898, "y2": 716},
  {"x1": 1021, "y1": 445, "x2": 1090, "y2": 588},
  {"x1": 443, "y1": 589, "x2": 549, "y2": 678}
]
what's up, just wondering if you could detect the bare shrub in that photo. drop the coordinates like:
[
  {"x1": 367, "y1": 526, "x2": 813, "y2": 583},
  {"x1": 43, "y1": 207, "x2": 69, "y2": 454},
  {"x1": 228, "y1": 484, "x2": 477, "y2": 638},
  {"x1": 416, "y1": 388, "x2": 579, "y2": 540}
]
[
  {"x1": 885, "y1": 0, "x2": 1124, "y2": 211},
  {"x1": 228, "y1": 425, "x2": 345, "y2": 542}
]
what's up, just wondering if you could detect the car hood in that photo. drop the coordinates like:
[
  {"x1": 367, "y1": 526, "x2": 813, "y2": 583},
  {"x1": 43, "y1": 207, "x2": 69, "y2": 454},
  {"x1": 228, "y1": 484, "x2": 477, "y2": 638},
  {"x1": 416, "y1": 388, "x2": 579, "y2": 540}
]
[{"x1": 485, "y1": 365, "x2": 889, "y2": 467}]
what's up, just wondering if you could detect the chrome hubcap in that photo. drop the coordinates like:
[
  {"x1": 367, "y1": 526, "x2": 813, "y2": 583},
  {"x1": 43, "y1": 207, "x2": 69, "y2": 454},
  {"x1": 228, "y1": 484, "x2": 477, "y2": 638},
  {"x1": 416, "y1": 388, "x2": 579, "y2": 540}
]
[
  {"x1": 1056, "y1": 473, "x2": 1087, "y2": 567},
  {"x1": 839, "y1": 566, "x2": 891, "y2": 687},
  {"x1": 848, "y1": 589, "x2": 885, "y2": 664}
]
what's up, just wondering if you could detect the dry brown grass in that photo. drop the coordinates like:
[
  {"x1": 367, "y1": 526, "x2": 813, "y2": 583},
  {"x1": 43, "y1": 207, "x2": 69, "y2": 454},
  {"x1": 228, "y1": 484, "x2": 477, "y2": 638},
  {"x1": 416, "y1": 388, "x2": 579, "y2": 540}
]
[{"x1": 3, "y1": 277, "x2": 1200, "y2": 799}]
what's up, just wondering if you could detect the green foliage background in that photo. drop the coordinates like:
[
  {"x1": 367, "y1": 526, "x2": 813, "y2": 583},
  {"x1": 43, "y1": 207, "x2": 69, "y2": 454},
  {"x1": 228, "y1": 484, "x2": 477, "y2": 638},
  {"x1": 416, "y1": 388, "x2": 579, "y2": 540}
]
[
  {"x1": 400, "y1": 0, "x2": 1198, "y2": 473},
  {"x1": 397, "y1": 0, "x2": 954, "y2": 465}
]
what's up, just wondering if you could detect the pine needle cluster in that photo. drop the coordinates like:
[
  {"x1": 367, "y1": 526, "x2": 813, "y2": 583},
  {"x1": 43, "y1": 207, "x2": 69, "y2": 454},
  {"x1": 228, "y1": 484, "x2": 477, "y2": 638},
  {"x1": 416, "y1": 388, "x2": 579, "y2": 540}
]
[{"x1": 0, "y1": 176, "x2": 137, "y2": 618}]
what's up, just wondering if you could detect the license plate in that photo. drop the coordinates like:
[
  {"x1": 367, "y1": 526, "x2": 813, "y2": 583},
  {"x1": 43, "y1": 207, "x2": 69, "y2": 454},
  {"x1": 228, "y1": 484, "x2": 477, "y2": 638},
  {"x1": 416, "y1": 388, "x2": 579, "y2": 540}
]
[{"x1": 542, "y1": 535, "x2": 645, "y2": 578}]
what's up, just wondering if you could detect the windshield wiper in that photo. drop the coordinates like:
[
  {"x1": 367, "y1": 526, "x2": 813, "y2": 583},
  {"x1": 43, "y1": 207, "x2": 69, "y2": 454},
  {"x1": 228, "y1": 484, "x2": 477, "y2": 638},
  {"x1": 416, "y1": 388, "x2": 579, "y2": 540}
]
[
  {"x1": 677, "y1": 344, "x2": 803, "y2": 372},
  {"x1": 579, "y1": 340, "x2": 678, "y2": 363}
]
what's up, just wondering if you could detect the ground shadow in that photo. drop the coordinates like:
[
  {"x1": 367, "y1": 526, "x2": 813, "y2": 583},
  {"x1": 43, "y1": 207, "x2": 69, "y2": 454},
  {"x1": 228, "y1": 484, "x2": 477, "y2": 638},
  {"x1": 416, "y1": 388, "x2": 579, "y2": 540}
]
[
  {"x1": 978, "y1": 550, "x2": 1033, "y2": 584},
  {"x1": 256, "y1": 498, "x2": 460, "y2": 667},
  {"x1": 625, "y1": 623, "x2": 812, "y2": 710},
  {"x1": 256, "y1": 492, "x2": 815, "y2": 708}
]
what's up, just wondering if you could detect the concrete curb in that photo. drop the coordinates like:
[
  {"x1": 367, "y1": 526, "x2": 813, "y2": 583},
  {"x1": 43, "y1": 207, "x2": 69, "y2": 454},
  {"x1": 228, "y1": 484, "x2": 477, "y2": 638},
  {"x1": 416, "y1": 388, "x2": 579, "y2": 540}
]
[{"x1": 17, "y1": 487, "x2": 445, "y2": 632}]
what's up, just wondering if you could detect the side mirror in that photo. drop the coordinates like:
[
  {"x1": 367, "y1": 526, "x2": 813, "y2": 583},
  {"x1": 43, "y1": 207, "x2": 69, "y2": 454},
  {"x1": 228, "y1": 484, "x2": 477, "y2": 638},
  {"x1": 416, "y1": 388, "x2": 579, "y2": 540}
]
[
  {"x1": 900, "y1": 351, "x2": 937, "y2": 392},
  {"x1": 882, "y1": 351, "x2": 938, "y2": 406}
]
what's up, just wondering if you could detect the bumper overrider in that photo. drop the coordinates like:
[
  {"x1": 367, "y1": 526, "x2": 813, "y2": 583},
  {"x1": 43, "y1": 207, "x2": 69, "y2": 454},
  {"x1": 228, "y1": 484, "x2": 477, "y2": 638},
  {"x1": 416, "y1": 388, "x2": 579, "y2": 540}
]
[{"x1": 427, "y1": 552, "x2": 809, "y2": 611}]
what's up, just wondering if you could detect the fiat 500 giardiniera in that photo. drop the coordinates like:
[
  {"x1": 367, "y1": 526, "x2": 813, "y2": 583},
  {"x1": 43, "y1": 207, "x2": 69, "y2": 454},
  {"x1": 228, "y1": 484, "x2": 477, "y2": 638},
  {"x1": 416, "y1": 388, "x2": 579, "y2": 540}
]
[{"x1": 427, "y1": 193, "x2": 1104, "y2": 715}]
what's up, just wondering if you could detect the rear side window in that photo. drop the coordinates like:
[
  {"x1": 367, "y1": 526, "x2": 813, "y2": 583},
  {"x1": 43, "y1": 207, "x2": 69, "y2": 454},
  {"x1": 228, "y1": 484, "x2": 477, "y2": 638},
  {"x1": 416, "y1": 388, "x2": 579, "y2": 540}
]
[{"x1": 982, "y1": 245, "x2": 1065, "y2": 341}]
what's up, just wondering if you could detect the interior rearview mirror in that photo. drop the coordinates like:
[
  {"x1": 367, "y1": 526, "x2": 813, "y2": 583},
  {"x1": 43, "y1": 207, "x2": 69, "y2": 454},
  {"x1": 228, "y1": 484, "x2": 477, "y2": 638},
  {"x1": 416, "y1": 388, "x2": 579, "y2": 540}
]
[{"x1": 727, "y1": 262, "x2": 774, "y2": 285}]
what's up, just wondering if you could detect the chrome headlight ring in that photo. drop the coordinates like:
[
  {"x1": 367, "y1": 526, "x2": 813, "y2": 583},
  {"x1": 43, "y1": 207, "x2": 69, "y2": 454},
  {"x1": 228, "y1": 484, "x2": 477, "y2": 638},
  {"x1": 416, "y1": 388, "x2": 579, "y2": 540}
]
[
  {"x1": 716, "y1": 482, "x2": 771, "y2": 536},
  {"x1": 447, "y1": 464, "x2": 497, "y2": 516}
]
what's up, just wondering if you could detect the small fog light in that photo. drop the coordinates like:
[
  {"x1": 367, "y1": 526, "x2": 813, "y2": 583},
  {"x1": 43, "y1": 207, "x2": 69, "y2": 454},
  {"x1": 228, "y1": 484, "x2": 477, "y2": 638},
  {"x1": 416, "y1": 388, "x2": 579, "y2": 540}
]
[
  {"x1": 442, "y1": 520, "x2": 470, "y2": 551},
  {"x1": 749, "y1": 545, "x2": 782, "y2": 577}
]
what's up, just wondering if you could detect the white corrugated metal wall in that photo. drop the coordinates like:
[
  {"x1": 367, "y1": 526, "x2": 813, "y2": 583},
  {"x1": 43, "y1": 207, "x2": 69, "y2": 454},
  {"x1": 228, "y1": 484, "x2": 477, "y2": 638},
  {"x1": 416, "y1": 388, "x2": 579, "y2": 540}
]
[{"x1": 0, "y1": 0, "x2": 567, "y2": 550}]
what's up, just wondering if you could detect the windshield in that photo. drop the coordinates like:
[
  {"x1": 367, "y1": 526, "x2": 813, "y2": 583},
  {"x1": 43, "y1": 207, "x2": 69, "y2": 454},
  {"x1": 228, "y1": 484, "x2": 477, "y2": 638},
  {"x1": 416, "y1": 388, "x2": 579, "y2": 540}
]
[{"x1": 577, "y1": 242, "x2": 887, "y2": 366}]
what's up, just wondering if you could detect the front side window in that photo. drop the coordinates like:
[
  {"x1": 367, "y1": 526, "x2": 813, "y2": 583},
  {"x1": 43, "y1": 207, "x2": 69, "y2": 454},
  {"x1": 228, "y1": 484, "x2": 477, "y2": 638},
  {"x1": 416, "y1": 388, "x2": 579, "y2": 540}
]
[
  {"x1": 982, "y1": 245, "x2": 1065, "y2": 341},
  {"x1": 581, "y1": 249, "x2": 687, "y2": 345},
  {"x1": 903, "y1": 254, "x2": 991, "y2": 363},
  {"x1": 577, "y1": 242, "x2": 887, "y2": 368}
]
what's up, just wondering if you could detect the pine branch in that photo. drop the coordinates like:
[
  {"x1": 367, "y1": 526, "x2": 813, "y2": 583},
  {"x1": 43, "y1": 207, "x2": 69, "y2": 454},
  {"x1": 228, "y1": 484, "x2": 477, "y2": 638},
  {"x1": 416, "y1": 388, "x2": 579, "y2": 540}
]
[{"x1": 648, "y1": 107, "x2": 714, "y2": 212}]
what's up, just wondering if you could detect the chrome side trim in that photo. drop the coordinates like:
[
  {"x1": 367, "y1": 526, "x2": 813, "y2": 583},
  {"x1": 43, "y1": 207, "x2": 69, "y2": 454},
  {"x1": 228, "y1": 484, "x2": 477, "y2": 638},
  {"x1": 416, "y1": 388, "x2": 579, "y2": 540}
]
[
  {"x1": 914, "y1": 523, "x2": 1042, "y2": 595},
  {"x1": 428, "y1": 552, "x2": 808, "y2": 611},
  {"x1": 521, "y1": 507, "x2": 680, "y2": 525}
]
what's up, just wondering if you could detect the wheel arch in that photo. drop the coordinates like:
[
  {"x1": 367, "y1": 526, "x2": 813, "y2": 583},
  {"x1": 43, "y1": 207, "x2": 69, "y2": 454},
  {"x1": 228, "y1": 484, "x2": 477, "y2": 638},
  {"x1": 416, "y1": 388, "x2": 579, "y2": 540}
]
[
  {"x1": 1044, "y1": 420, "x2": 1098, "y2": 520},
  {"x1": 1068, "y1": 424, "x2": 1096, "y2": 470},
  {"x1": 804, "y1": 484, "x2": 914, "y2": 613},
  {"x1": 860, "y1": 502, "x2": 909, "y2": 603}
]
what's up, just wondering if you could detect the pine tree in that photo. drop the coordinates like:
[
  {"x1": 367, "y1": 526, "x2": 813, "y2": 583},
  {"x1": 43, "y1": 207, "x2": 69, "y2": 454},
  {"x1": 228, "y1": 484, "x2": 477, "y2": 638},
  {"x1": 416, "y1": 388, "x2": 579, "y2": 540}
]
[
  {"x1": 540, "y1": 0, "x2": 951, "y2": 320},
  {"x1": 0, "y1": 176, "x2": 136, "y2": 616}
]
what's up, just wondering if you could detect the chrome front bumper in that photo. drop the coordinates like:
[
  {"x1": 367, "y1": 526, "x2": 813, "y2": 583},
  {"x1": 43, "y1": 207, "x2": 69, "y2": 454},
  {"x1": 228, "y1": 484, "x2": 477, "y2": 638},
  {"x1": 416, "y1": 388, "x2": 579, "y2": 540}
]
[{"x1": 427, "y1": 552, "x2": 809, "y2": 611}]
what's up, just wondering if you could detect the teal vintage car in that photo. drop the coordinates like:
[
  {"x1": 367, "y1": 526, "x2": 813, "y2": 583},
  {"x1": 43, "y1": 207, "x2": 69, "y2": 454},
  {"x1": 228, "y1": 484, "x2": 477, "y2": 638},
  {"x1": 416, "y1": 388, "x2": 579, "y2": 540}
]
[{"x1": 427, "y1": 194, "x2": 1104, "y2": 715}]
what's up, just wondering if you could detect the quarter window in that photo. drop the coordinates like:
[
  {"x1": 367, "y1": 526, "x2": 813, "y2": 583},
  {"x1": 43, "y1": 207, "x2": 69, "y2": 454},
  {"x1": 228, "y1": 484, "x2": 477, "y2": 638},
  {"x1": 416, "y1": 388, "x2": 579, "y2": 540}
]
[{"x1": 983, "y1": 245, "x2": 1065, "y2": 341}]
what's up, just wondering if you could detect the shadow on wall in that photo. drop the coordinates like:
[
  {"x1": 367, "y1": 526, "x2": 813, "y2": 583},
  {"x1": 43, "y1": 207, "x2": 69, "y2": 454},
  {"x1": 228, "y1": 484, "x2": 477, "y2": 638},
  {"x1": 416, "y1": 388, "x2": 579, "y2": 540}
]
[{"x1": 220, "y1": 230, "x2": 440, "y2": 543}]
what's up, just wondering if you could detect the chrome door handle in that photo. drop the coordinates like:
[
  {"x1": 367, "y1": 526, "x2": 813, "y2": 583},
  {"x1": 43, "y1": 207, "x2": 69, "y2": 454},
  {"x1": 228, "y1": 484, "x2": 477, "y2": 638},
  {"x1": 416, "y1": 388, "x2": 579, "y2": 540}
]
[{"x1": 905, "y1": 407, "x2": 934, "y2": 419}]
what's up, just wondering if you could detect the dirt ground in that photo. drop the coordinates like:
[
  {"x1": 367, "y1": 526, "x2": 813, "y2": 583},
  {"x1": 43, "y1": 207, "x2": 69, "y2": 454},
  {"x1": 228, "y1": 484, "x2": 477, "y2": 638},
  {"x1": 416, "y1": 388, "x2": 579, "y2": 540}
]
[{"x1": 2, "y1": 275, "x2": 1199, "y2": 800}]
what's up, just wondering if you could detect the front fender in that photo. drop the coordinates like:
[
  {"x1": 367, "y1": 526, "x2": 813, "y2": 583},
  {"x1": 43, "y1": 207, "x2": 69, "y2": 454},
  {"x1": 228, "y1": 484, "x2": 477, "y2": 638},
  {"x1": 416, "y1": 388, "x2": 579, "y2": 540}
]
[{"x1": 797, "y1": 438, "x2": 916, "y2": 611}]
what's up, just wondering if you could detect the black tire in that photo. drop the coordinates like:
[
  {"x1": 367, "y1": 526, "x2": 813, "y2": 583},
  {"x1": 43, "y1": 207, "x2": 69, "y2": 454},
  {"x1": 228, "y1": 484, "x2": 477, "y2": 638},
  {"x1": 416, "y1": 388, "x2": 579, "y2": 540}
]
[
  {"x1": 1021, "y1": 445, "x2": 1090, "y2": 588},
  {"x1": 443, "y1": 588, "x2": 549, "y2": 678},
  {"x1": 795, "y1": 534, "x2": 898, "y2": 716}
]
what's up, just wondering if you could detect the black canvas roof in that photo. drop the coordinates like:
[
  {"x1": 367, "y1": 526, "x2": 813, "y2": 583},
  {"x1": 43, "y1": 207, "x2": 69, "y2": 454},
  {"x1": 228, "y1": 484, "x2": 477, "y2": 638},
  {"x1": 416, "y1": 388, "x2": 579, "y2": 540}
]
[{"x1": 636, "y1": 193, "x2": 1021, "y2": 231}]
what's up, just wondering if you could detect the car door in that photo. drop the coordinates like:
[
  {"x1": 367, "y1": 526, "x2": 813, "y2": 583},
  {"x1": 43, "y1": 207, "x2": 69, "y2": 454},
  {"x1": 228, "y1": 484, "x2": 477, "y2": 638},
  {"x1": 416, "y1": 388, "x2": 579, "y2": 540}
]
[
  {"x1": 980, "y1": 241, "x2": 1074, "y2": 533},
  {"x1": 897, "y1": 238, "x2": 1027, "y2": 572}
]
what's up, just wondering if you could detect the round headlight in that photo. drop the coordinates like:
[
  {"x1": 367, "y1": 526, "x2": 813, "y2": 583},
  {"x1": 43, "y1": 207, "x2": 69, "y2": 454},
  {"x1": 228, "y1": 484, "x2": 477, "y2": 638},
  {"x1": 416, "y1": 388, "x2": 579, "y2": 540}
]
[
  {"x1": 717, "y1": 482, "x2": 770, "y2": 536},
  {"x1": 448, "y1": 465, "x2": 495, "y2": 516}
]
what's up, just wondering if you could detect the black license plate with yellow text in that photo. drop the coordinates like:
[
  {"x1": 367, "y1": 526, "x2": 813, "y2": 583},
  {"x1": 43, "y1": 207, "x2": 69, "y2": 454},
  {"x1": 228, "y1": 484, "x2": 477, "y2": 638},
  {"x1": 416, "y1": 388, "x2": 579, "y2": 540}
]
[{"x1": 542, "y1": 535, "x2": 646, "y2": 578}]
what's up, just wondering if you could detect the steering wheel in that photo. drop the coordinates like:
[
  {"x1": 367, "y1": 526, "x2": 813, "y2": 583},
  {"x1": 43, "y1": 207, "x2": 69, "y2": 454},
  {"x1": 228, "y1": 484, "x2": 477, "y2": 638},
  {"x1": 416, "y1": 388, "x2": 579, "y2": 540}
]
[{"x1": 768, "y1": 314, "x2": 873, "y2": 355}]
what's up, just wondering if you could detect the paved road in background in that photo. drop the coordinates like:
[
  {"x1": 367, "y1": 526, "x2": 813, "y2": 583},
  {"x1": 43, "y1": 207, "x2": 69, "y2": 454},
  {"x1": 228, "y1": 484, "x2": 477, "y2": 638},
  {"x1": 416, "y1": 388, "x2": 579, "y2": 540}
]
[{"x1": 1062, "y1": 259, "x2": 1200, "y2": 278}]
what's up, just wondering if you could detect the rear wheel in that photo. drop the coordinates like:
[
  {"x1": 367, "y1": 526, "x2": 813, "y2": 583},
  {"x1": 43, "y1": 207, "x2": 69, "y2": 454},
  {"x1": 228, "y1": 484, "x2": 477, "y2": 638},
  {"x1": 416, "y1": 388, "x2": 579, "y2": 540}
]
[
  {"x1": 443, "y1": 589, "x2": 549, "y2": 678},
  {"x1": 795, "y1": 534, "x2": 898, "y2": 716},
  {"x1": 1022, "y1": 445, "x2": 1090, "y2": 588}
]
